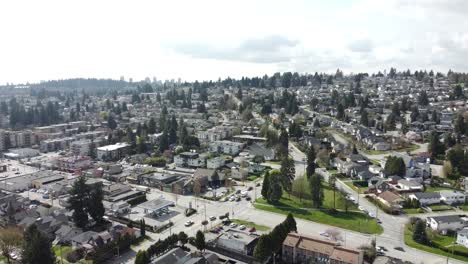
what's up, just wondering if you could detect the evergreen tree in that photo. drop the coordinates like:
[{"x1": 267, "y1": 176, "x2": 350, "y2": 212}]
[
  {"x1": 453, "y1": 84, "x2": 464, "y2": 99},
  {"x1": 336, "y1": 103, "x2": 345, "y2": 120},
  {"x1": 429, "y1": 130, "x2": 444, "y2": 159},
  {"x1": 267, "y1": 171, "x2": 283, "y2": 203},
  {"x1": 87, "y1": 184, "x2": 105, "y2": 224},
  {"x1": 280, "y1": 157, "x2": 295, "y2": 197},
  {"x1": 21, "y1": 224, "x2": 55, "y2": 264},
  {"x1": 277, "y1": 129, "x2": 289, "y2": 158},
  {"x1": 178, "y1": 231, "x2": 188, "y2": 248},
  {"x1": 352, "y1": 144, "x2": 359, "y2": 154},
  {"x1": 310, "y1": 173, "x2": 324, "y2": 208},
  {"x1": 134, "y1": 250, "x2": 149, "y2": 264},
  {"x1": 253, "y1": 234, "x2": 272, "y2": 261},
  {"x1": 88, "y1": 138, "x2": 96, "y2": 159},
  {"x1": 159, "y1": 132, "x2": 169, "y2": 152},
  {"x1": 284, "y1": 213, "x2": 297, "y2": 232},
  {"x1": 195, "y1": 230, "x2": 206, "y2": 251},
  {"x1": 384, "y1": 156, "x2": 406, "y2": 176},
  {"x1": 107, "y1": 114, "x2": 117, "y2": 130},
  {"x1": 261, "y1": 171, "x2": 270, "y2": 199},
  {"x1": 67, "y1": 177, "x2": 89, "y2": 229},
  {"x1": 147, "y1": 118, "x2": 156, "y2": 134},
  {"x1": 306, "y1": 146, "x2": 316, "y2": 179},
  {"x1": 418, "y1": 90, "x2": 429, "y2": 106},
  {"x1": 454, "y1": 114, "x2": 465, "y2": 135},
  {"x1": 413, "y1": 219, "x2": 428, "y2": 245},
  {"x1": 361, "y1": 110, "x2": 369, "y2": 127},
  {"x1": 140, "y1": 219, "x2": 146, "y2": 237}
]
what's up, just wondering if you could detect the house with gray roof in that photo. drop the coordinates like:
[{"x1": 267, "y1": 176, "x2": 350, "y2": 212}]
[
  {"x1": 408, "y1": 192, "x2": 441, "y2": 205},
  {"x1": 427, "y1": 215, "x2": 467, "y2": 233}
]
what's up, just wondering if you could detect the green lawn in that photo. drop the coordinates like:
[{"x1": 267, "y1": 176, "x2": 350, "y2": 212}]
[
  {"x1": 231, "y1": 219, "x2": 270, "y2": 231},
  {"x1": 266, "y1": 160, "x2": 281, "y2": 165},
  {"x1": 254, "y1": 186, "x2": 382, "y2": 234},
  {"x1": 344, "y1": 181, "x2": 368, "y2": 193},
  {"x1": 402, "y1": 208, "x2": 424, "y2": 214},
  {"x1": 429, "y1": 204, "x2": 453, "y2": 212},
  {"x1": 246, "y1": 175, "x2": 259, "y2": 181},
  {"x1": 457, "y1": 204, "x2": 468, "y2": 211},
  {"x1": 404, "y1": 224, "x2": 468, "y2": 262},
  {"x1": 290, "y1": 181, "x2": 358, "y2": 211},
  {"x1": 52, "y1": 245, "x2": 75, "y2": 263},
  {"x1": 254, "y1": 201, "x2": 382, "y2": 234}
]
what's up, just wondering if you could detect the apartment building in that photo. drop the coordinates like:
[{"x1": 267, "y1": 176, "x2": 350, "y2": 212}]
[
  {"x1": 282, "y1": 233, "x2": 363, "y2": 264},
  {"x1": 209, "y1": 140, "x2": 244, "y2": 155}
]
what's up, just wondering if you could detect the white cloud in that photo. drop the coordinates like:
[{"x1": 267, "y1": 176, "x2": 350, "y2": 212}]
[{"x1": 0, "y1": 0, "x2": 467, "y2": 84}]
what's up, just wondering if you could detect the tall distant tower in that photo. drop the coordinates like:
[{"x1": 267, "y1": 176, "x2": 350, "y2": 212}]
[
  {"x1": 153, "y1": 77, "x2": 157, "y2": 83},
  {"x1": 120, "y1": 76, "x2": 125, "y2": 81}
]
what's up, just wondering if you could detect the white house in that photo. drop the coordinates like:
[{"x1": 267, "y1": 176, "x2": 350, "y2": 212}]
[
  {"x1": 456, "y1": 228, "x2": 468, "y2": 248},
  {"x1": 210, "y1": 140, "x2": 244, "y2": 155},
  {"x1": 408, "y1": 192, "x2": 441, "y2": 206},
  {"x1": 427, "y1": 215, "x2": 467, "y2": 233},
  {"x1": 439, "y1": 190, "x2": 466, "y2": 205},
  {"x1": 174, "y1": 152, "x2": 205, "y2": 168},
  {"x1": 96, "y1": 142, "x2": 130, "y2": 161},
  {"x1": 396, "y1": 179, "x2": 423, "y2": 192}
]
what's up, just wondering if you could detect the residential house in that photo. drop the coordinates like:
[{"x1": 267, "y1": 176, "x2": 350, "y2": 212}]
[
  {"x1": 377, "y1": 191, "x2": 403, "y2": 210},
  {"x1": 96, "y1": 143, "x2": 130, "y2": 161},
  {"x1": 206, "y1": 157, "x2": 226, "y2": 170},
  {"x1": 210, "y1": 229, "x2": 259, "y2": 256},
  {"x1": 427, "y1": 215, "x2": 467, "y2": 233},
  {"x1": 54, "y1": 225, "x2": 83, "y2": 244},
  {"x1": 396, "y1": 180, "x2": 423, "y2": 192},
  {"x1": 368, "y1": 177, "x2": 391, "y2": 194},
  {"x1": 282, "y1": 232, "x2": 363, "y2": 264},
  {"x1": 456, "y1": 228, "x2": 468, "y2": 248},
  {"x1": 174, "y1": 152, "x2": 205, "y2": 168},
  {"x1": 209, "y1": 140, "x2": 244, "y2": 155},
  {"x1": 439, "y1": 190, "x2": 466, "y2": 205},
  {"x1": 408, "y1": 192, "x2": 441, "y2": 206},
  {"x1": 71, "y1": 231, "x2": 99, "y2": 248},
  {"x1": 193, "y1": 168, "x2": 219, "y2": 185},
  {"x1": 373, "y1": 142, "x2": 391, "y2": 151},
  {"x1": 247, "y1": 143, "x2": 275, "y2": 161},
  {"x1": 151, "y1": 247, "x2": 218, "y2": 264}
]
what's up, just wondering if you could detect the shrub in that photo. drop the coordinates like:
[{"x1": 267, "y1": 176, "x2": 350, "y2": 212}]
[{"x1": 66, "y1": 249, "x2": 84, "y2": 263}]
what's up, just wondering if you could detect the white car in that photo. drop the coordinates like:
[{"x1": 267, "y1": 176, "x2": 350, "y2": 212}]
[
  {"x1": 184, "y1": 220, "x2": 194, "y2": 227},
  {"x1": 368, "y1": 212, "x2": 375, "y2": 218},
  {"x1": 358, "y1": 206, "x2": 365, "y2": 211},
  {"x1": 230, "y1": 223, "x2": 238, "y2": 228},
  {"x1": 239, "y1": 225, "x2": 246, "y2": 230}
]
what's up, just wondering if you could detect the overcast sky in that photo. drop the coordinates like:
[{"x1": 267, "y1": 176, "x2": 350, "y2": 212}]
[{"x1": 1, "y1": 0, "x2": 467, "y2": 85}]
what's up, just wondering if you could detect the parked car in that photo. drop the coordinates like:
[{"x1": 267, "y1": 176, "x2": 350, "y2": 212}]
[
  {"x1": 394, "y1": 246, "x2": 405, "y2": 252},
  {"x1": 239, "y1": 225, "x2": 246, "y2": 230},
  {"x1": 247, "y1": 186, "x2": 253, "y2": 191},
  {"x1": 209, "y1": 216, "x2": 216, "y2": 221},
  {"x1": 184, "y1": 220, "x2": 194, "y2": 227},
  {"x1": 229, "y1": 223, "x2": 238, "y2": 228}
]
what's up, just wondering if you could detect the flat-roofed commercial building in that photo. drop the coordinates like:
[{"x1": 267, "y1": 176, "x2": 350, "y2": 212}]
[{"x1": 282, "y1": 233, "x2": 363, "y2": 264}]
